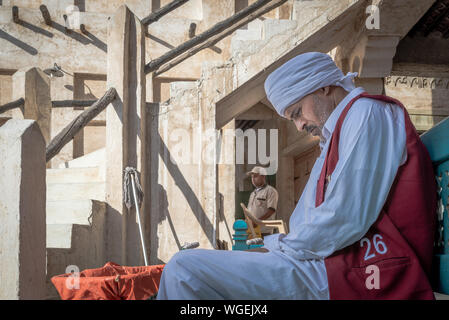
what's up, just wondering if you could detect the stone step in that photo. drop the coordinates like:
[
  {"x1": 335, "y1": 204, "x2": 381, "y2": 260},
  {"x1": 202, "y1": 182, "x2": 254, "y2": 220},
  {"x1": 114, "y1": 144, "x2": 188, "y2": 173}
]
[
  {"x1": 58, "y1": 148, "x2": 105, "y2": 169},
  {"x1": 46, "y1": 199, "x2": 105, "y2": 225},
  {"x1": 46, "y1": 182, "x2": 105, "y2": 201},
  {"x1": 46, "y1": 167, "x2": 104, "y2": 184}
]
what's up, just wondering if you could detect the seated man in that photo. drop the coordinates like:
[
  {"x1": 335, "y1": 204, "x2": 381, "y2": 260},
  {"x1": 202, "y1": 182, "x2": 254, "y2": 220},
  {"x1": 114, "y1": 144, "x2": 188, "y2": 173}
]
[
  {"x1": 156, "y1": 52, "x2": 436, "y2": 300},
  {"x1": 246, "y1": 166, "x2": 279, "y2": 239}
]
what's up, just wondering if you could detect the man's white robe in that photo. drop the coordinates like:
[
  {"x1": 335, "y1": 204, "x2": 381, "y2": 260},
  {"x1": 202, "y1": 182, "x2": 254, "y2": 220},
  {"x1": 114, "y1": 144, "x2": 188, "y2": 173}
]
[{"x1": 157, "y1": 87, "x2": 407, "y2": 299}]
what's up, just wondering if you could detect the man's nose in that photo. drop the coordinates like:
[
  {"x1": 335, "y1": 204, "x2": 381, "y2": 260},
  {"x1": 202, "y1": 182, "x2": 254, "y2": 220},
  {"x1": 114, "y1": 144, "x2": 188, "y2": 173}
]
[{"x1": 293, "y1": 119, "x2": 306, "y2": 132}]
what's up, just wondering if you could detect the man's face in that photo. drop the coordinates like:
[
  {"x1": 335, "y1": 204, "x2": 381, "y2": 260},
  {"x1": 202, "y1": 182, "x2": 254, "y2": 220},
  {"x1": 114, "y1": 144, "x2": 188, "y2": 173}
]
[
  {"x1": 251, "y1": 173, "x2": 265, "y2": 188},
  {"x1": 284, "y1": 87, "x2": 334, "y2": 138}
]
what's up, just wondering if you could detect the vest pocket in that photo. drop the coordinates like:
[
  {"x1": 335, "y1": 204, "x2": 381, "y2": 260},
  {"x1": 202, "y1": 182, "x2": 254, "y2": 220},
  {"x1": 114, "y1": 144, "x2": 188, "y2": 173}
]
[{"x1": 351, "y1": 256, "x2": 412, "y2": 295}]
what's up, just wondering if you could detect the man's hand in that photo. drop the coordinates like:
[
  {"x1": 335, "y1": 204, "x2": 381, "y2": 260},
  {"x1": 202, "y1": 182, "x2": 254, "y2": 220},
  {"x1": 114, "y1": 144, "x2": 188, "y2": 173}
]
[
  {"x1": 260, "y1": 208, "x2": 276, "y2": 220},
  {"x1": 245, "y1": 247, "x2": 269, "y2": 253}
]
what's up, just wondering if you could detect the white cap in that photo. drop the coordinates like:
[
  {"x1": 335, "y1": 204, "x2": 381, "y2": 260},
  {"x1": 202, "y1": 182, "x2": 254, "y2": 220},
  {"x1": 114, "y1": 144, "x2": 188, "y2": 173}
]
[{"x1": 246, "y1": 166, "x2": 268, "y2": 176}]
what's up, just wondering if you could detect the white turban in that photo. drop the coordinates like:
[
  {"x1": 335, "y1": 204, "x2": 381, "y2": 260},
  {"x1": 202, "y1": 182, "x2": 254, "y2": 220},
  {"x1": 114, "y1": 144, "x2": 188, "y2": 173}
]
[{"x1": 264, "y1": 52, "x2": 358, "y2": 117}]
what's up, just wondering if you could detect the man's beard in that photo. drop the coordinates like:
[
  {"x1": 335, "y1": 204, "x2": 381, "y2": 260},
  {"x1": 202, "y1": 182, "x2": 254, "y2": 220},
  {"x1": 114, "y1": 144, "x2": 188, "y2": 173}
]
[
  {"x1": 305, "y1": 125, "x2": 319, "y2": 135},
  {"x1": 308, "y1": 95, "x2": 330, "y2": 139}
]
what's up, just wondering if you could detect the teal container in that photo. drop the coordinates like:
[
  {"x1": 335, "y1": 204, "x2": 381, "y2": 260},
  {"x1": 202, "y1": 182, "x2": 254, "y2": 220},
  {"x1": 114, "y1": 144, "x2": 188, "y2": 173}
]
[{"x1": 232, "y1": 219, "x2": 264, "y2": 251}]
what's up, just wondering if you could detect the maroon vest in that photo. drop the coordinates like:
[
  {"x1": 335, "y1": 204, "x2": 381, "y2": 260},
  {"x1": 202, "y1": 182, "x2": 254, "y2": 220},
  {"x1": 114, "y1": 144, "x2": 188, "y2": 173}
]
[{"x1": 317, "y1": 93, "x2": 437, "y2": 299}]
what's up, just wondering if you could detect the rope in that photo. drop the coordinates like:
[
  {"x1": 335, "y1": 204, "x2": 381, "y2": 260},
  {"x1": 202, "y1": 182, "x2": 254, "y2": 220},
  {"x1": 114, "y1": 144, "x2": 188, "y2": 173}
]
[{"x1": 123, "y1": 167, "x2": 144, "y2": 209}]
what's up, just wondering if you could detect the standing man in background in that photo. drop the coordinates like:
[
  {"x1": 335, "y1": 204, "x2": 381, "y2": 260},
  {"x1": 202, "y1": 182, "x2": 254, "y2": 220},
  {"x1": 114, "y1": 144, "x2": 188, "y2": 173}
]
[{"x1": 246, "y1": 166, "x2": 279, "y2": 238}]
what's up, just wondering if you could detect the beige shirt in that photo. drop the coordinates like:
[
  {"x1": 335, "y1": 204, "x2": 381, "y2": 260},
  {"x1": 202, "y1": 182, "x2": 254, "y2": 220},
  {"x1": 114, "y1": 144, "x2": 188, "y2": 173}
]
[{"x1": 247, "y1": 184, "x2": 279, "y2": 234}]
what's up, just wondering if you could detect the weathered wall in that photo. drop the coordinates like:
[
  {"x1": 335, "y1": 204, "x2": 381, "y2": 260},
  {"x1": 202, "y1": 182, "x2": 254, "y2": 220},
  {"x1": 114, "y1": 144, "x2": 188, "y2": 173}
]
[
  {"x1": 0, "y1": 119, "x2": 46, "y2": 300},
  {"x1": 148, "y1": 61, "x2": 234, "y2": 263},
  {"x1": 385, "y1": 63, "x2": 449, "y2": 132}
]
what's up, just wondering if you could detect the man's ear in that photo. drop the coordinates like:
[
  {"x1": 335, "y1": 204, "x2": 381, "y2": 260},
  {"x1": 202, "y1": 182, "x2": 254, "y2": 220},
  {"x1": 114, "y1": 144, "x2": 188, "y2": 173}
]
[{"x1": 322, "y1": 86, "x2": 331, "y2": 95}]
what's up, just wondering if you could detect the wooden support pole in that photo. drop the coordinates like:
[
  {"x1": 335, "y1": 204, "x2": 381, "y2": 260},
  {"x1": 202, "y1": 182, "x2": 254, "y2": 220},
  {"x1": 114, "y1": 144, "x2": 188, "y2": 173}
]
[
  {"x1": 152, "y1": 0, "x2": 288, "y2": 77},
  {"x1": 142, "y1": 0, "x2": 190, "y2": 26},
  {"x1": 45, "y1": 88, "x2": 116, "y2": 162},
  {"x1": 12, "y1": 6, "x2": 19, "y2": 23},
  {"x1": 39, "y1": 5, "x2": 52, "y2": 26},
  {"x1": 0, "y1": 98, "x2": 24, "y2": 115},
  {"x1": 106, "y1": 6, "x2": 147, "y2": 266},
  {"x1": 145, "y1": 0, "x2": 286, "y2": 75},
  {"x1": 188, "y1": 22, "x2": 196, "y2": 38},
  {"x1": 51, "y1": 100, "x2": 97, "y2": 108}
]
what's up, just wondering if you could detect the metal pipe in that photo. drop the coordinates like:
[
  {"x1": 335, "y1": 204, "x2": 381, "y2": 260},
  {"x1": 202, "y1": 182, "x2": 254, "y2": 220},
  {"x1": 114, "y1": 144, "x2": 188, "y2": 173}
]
[{"x1": 130, "y1": 173, "x2": 149, "y2": 266}]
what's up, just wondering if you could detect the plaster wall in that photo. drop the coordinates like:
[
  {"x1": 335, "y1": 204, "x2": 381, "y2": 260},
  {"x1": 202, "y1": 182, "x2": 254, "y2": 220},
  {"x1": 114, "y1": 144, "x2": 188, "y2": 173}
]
[
  {"x1": 0, "y1": 119, "x2": 46, "y2": 299},
  {"x1": 148, "y1": 62, "x2": 235, "y2": 263}
]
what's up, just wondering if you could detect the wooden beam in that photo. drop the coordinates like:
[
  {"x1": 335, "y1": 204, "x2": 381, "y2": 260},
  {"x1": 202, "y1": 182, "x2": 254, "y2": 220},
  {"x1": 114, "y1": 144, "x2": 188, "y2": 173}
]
[
  {"x1": 153, "y1": 0, "x2": 289, "y2": 77},
  {"x1": 145, "y1": 0, "x2": 276, "y2": 74},
  {"x1": 52, "y1": 100, "x2": 97, "y2": 108},
  {"x1": 106, "y1": 5, "x2": 148, "y2": 265},
  {"x1": 80, "y1": 24, "x2": 88, "y2": 34},
  {"x1": 39, "y1": 5, "x2": 52, "y2": 26},
  {"x1": 12, "y1": 6, "x2": 19, "y2": 24},
  {"x1": 188, "y1": 23, "x2": 196, "y2": 38},
  {"x1": 142, "y1": 0, "x2": 191, "y2": 26},
  {"x1": 215, "y1": 0, "x2": 365, "y2": 129},
  {"x1": 0, "y1": 98, "x2": 24, "y2": 115},
  {"x1": 0, "y1": 117, "x2": 11, "y2": 126},
  {"x1": 45, "y1": 88, "x2": 116, "y2": 162},
  {"x1": 282, "y1": 135, "x2": 320, "y2": 157},
  {"x1": 236, "y1": 102, "x2": 276, "y2": 120}
]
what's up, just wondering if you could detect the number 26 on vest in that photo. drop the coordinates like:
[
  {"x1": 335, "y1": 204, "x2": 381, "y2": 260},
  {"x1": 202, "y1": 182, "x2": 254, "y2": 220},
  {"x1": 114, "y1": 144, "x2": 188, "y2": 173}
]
[{"x1": 360, "y1": 234, "x2": 388, "y2": 261}]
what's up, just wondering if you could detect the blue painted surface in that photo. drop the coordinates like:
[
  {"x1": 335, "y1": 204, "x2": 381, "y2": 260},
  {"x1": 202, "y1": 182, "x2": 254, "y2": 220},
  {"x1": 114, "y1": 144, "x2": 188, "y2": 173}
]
[
  {"x1": 421, "y1": 117, "x2": 449, "y2": 165},
  {"x1": 421, "y1": 119, "x2": 449, "y2": 294},
  {"x1": 232, "y1": 219, "x2": 264, "y2": 251}
]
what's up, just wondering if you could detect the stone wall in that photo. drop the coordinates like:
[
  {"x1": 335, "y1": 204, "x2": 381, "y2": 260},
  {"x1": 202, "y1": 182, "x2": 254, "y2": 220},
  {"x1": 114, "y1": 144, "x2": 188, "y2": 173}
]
[{"x1": 385, "y1": 63, "x2": 449, "y2": 132}]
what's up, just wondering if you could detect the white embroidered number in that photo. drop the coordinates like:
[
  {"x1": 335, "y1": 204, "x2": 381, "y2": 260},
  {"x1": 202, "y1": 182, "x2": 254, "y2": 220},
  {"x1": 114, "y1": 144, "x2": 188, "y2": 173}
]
[
  {"x1": 373, "y1": 234, "x2": 387, "y2": 254},
  {"x1": 361, "y1": 238, "x2": 375, "y2": 261},
  {"x1": 360, "y1": 234, "x2": 388, "y2": 261}
]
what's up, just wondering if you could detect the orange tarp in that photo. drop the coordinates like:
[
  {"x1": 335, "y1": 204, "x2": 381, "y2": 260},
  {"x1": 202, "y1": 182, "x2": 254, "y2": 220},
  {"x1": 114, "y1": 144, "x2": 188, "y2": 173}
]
[{"x1": 51, "y1": 262, "x2": 165, "y2": 300}]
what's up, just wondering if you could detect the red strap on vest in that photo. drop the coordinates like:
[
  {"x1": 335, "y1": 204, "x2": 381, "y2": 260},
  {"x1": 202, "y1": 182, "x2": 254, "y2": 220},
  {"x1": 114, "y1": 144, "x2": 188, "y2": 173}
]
[{"x1": 315, "y1": 93, "x2": 406, "y2": 207}]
